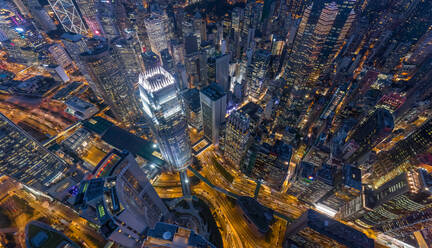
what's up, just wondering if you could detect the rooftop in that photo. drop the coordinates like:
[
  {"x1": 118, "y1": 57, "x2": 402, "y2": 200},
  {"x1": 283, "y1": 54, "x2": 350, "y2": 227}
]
[
  {"x1": 145, "y1": 222, "x2": 216, "y2": 248},
  {"x1": 237, "y1": 196, "x2": 274, "y2": 233},
  {"x1": 139, "y1": 67, "x2": 175, "y2": 93},
  {"x1": 65, "y1": 96, "x2": 96, "y2": 111},
  {"x1": 181, "y1": 88, "x2": 201, "y2": 112},
  {"x1": 294, "y1": 209, "x2": 374, "y2": 248},
  {"x1": 201, "y1": 82, "x2": 226, "y2": 101}
]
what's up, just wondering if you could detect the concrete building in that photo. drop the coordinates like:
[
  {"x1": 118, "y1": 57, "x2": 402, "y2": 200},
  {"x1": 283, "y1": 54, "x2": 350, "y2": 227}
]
[
  {"x1": 142, "y1": 222, "x2": 215, "y2": 248},
  {"x1": 200, "y1": 83, "x2": 227, "y2": 145},
  {"x1": 138, "y1": 67, "x2": 192, "y2": 171},
  {"x1": 283, "y1": 209, "x2": 374, "y2": 248},
  {"x1": 65, "y1": 96, "x2": 98, "y2": 120},
  {"x1": 75, "y1": 150, "x2": 169, "y2": 247}
]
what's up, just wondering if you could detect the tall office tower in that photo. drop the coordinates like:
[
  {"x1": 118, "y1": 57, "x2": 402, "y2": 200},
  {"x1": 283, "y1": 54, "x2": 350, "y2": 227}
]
[
  {"x1": 283, "y1": 209, "x2": 374, "y2": 248},
  {"x1": 160, "y1": 49, "x2": 175, "y2": 74},
  {"x1": 138, "y1": 67, "x2": 192, "y2": 171},
  {"x1": 231, "y1": 7, "x2": 243, "y2": 39},
  {"x1": 355, "y1": 169, "x2": 432, "y2": 229},
  {"x1": 96, "y1": 0, "x2": 120, "y2": 40},
  {"x1": 198, "y1": 50, "x2": 209, "y2": 87},
  {"x1": 184, "y1": 35, "x2": 200, "y2": 88},
  {"x1": 75, "y1": 150, "x2": 169, "y2": 247},
  {"x1": 170, "y1": 39, "x2": 185, "y2": 65},
  {"x1": 284, "y1": 0, "x2": 356, "y2": 88},
  {"x1": 243, "y1": 141, "x2": 292, "y2": 191},
  {"x1": 285, "y1": 0, "x2": 309, "y2": 18},
  {"x1": 342, "y1": 108, "x2": 394, "y2": 164},
  {"x1": 286, "y1": 161, "x2": 317, "y2": 197},
  {"x1": 301, "y1": 163, "x2": 337, "y2": 205},
  {"x1": 224, "y1": 110, "x2": 252, "y2": 170},
  {"x1": 215, "y1": 54, "x2": 230, "y2": 92},
  {"x1": 181, "y1": 88, "x2": 202, "y2": 131},
  {"x1": 395, "y1": 30, "x2": 432, "y2": 82},
  {"x1": 246, "y1": 49, "x2": 271, "y2": 102},
  {"x1": 80, "y1": 43, "x2": 139, "y2": 125},
  {"x1": 0, "y1": 113, "x2": 67, "y2": 192},
  {"x1": 193, "y1": 12, "x2": 203, "y2": 45},
  {"x1": 47, "y1": 0, "x2": 88, "y2": 35},
  {"x1": 75, "y1": 0, "x2": 104, "y2": 36},
  {"x1": 371, "y1": 118, "x2": 432, "y2": 188},
  {"x1": 144, "y1": 13, "x2": 169, "y2": 55},
  {"x1": 111, "y1": 37, "x2": 143, "y2": 83},
  {"x1": 200, "y1": 83, "x2": 227, "y2": 145}
]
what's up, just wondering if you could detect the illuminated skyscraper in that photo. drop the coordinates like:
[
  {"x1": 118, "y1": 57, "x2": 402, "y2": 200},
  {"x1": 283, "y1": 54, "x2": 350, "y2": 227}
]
[
  {"x1": 200, "y1": 83, "x2": 227, "y2": 145},
  {"x1": 0, "y1": 113, "x2": 67, "y2": 192},
  {"x1": 144, "y1": 13, "x2": 169, "y2": 55},
  {"x1": 284, "y1": 0, "x2": 356, "y2": 87},
  {"x1": 138, "y1": 67, "x2": 192, "y2": 171},
  {"x1": 80, "y1": 42, "x2": 140, "y2": 125},
  {"x1": 224, "y1": 110, "x2": 251, "y2": 170},
  {"x1": 75, "y1": 0, "x2": 104, "y2": 36},
  {"x1": 47, "y1": 0, "x2": 88, "y2": 35},
  {"x1": 246, "y1": 49, "x2": 271, "y2": 102}
]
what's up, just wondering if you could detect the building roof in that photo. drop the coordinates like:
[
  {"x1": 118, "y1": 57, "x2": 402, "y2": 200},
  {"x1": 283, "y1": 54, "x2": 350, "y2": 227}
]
[
  {"x1": 237, "y1": 196, "x2": 274, "y2": 233},
  {"x1": 146, "y1": 222, "x2": 216, "y2": 248},
  {"x1": 201, "y1": 82, "x2": 226, "y2": 101},
  {"x1": 147, "y1": 222, "x2": 178, "y2": 241},
  {"x1": 82, "y1": 117, "x2": 165, "y2": 166},
  {"x1": 139, "y1": 67, "x2": 175, "y2": 93},
  {"x1": 343, "y1": 165, "x2": 362, "y2": 191},
  {"x1": 65, "y1": 96, "x2": 96, "y2": 111},
  {"x1": 82, "y1": 116, "x2": 114, "y2": 135},
  {"x1": 101, "y1": 126, "x2": 165, "y2": 167},
  {"x1": 181, "y1": 88, "x2": 201, "y2": 112},
  {"x1": 300, "y1": 209, "x2": 374, "y2": 248}
]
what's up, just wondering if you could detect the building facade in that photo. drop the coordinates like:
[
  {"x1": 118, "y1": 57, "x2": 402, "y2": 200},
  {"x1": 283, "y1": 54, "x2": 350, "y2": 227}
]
[{"x1": 138, "y1": 67, "x2": 192, "y2": 171}]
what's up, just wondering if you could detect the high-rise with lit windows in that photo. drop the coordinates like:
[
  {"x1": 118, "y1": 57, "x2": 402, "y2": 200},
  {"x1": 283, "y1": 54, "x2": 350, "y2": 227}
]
[{"x1": 138, "y1": 67, "x2": 192, "y2": 171}]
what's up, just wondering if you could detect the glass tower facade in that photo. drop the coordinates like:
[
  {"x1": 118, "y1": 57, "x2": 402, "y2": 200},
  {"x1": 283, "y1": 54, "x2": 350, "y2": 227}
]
[{"x1": 138, "y1": 67, "x2": 191, "y2": 171}]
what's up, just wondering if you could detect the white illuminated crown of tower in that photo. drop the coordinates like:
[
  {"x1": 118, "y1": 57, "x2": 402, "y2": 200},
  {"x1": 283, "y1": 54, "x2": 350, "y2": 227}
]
[{"x1": 139, "y1": 67, "x2": 175, "y2": 93}]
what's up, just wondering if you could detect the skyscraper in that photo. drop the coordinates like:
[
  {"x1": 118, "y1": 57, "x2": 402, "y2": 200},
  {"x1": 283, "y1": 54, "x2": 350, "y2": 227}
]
[
  {"x1": 246, "y1": 49, "x2": 271, "y2": 102},
  {"x1": 0, "y1": 113, "x2": 67, "y2": 192},
  {"x1": 47, "y1": 0, "x2": 88, "y2": 35},
  {"x1": 200, "y1": 83, "x2": 227, "y2": 145},
  {"x1": 144, "y1": 13, "x2": 169, "y2": 55},
  {"x1": 75, "y1": 0, "x2": 104, "y2": 36},
  {"x1": 138, "y1": 67, "x2": 192, "y2": 171},
  {"x1": 80, "y1": 42, "x2": 140, "y2": 125},
  {"x1": 224, "y1": 110, "x2": 251, "y2": 170},
  {"x1": 75, "y1": 150, "x2": 169, "y2": 247},
  {"x1": 284, "y1": 0, "x2": 356, "y2": 88},
  {"x1": 216, "y1": 54, "x2": 230, "y2": 92}
]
